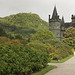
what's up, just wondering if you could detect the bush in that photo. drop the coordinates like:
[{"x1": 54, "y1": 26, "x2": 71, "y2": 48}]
[
  {"x1": 26, "y1": 42, "x2": 51, "y2": 64},
  {"x1": 0, "y1": 36, "x2": 10, "y2": 44},
  {"x1": 43, "y1": 39, "x2": 72, "y2": 60},
  {"x1": 26, "y1": 41, "x2": 56, "y2": 56},
  {"x1": 0, "y1": 36, "x2": 22, "y2": 45},
  {"x1": 0, "y1": 44, "x2": 49, "y2": 75},
  {"x1": 0, "y1": 36, "x2": 28, "y2": 46}
]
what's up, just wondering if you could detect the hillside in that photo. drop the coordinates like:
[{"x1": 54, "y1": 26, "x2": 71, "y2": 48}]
[
  {"x1": 0, "y1": 13, "x2": 49, "y2": 37},
  {"x1": 0, "y1": 13, "x2": 73, "y2": 75}
]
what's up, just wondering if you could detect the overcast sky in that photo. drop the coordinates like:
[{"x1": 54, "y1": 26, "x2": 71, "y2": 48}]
[{"x1": 0, "y1": 0, "x2": 75, "y2": 22}]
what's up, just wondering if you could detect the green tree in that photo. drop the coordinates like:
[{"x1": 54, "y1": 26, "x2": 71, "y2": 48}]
[
  {"x1": 64, "y1": 27, "x2": 75, "y2": 38},
  {"x1": 15, "y1": 34, "x2": 23, "y2": 40},
  {"x1": 0, "y1": 28, "x2": 7, "y2": 36},
  {"x1": 0, "y1": 13, "x2": 49, "y2": 37},
  {"x1": 30, "y1": 30, "x2": 55, "y2": 42},
  {"x1": 63, "y1": 27, "x2": 75, "y2": 48}
]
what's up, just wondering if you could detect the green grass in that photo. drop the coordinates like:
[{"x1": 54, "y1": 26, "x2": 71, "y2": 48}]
[
  {"x1": 50, "y1": 55, "x2": 74, "y2": 63},
  {"x1": 32, "y1": 65, "x2": 56, "y2": 75}
]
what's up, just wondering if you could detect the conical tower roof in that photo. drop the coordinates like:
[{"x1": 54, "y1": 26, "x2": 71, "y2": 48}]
[{"x1": 52, "y1": 6, "x2": 59, "y2": 19}]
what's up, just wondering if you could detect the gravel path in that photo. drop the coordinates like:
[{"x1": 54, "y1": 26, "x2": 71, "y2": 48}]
[{"x1": 45, "y1": 56, "x2": 75, "y2": 75}]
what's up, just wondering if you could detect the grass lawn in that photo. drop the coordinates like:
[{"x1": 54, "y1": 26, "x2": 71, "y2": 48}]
[
  {"x1": 32, "y1": 65, "x2": 56, "y2": 75},
  {"x1": 50, "y1": 55, "x2": 74, "y2": 63}
]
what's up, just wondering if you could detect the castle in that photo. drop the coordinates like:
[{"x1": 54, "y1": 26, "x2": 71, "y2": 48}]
[{"x1": 49, "y1": 6, "x2": 75, "y2": 41}]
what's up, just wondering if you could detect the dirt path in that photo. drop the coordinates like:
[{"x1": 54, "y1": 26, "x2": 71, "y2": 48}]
[{"x1": 45, "y1": 56, "x2": 75, "y2": 75}]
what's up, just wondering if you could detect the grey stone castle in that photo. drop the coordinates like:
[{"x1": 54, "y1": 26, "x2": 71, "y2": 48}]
[{"x1": 49, "y1": 6, "x2": 75, "y2": 41}]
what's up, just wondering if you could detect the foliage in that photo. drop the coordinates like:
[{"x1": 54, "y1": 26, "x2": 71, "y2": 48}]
[
  {"x1": 32, "y1": 65, "x2": 56, "y2": 75},
  {"x1": 0, "y1": 36, "x2": 10, "y2": 44},
  {"x1": 64, "y1": 27, "x2": 75, "y2": 38},
  {"x1": 0, "y1": 28, "x2": 7, "y2": 36},
  {"x1": 63, "y1": 27, "x2": 75, "y2": 48},
  {"x1": 30, "y1": 30, "x2": 55, "y2": 42},
  {"x1": 43, "y1": 39, "x2": 72, "y2": 60},
  {"x1": 15, "y1": 34, "x2": 23, "y2": 40},
  {"x1": 0, "y1": 36, "x2": 28, "y2": 46},
  {"x1": 50, "y1": 55, "x2": 74, "y2": 63},
  {"x1": 0, "y1": 44, "x2": 49, "y2": 75},
  {"x1": 26, "y1": 42, "x2": 53, "y2": 55},
  {"x1": 0, "y1": 13, "x2": 49, "y2": 37},
  {"x1": 0, "y1": 12, "x2": 74, "y2": 74},
  {"x1": 63, "y1": 37, "x2": 75, "y2": 48}
]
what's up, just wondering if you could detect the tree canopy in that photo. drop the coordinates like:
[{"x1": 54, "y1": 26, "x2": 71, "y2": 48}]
[
  {"x1": 64, "y1": 27, "x2": 75, "y2": 38},
  {"x1": 63, "y1": 27, "x2": 75, "y2": 48},
  {"x1": 0, "y1": 13, "x2": 49, "y2": 37},
  {"x1": 30, "y1": 30, "x2": 56, "y2": 42}
]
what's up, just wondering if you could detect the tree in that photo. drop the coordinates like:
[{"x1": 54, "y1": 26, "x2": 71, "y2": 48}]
[
  {"x1": 15, "y1": 34, "x2": 23, "y2": 40},
  {"x1": 0, "y1": 28, "x2": 7, "y2": 36},
  {"x1": 30, "y1": 30, "x2": 55, "y2": 42},
  {"x1": 64, "y1": 27, "x2": 75, "y2": 38},
  {"x1": 63, "y1": 27, "x2": 75, "y2": 48}
]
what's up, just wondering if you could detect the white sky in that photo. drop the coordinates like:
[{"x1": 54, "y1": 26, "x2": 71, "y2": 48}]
[{"x1": 0, "y1": 0, "x2": 75, "y2": 22}]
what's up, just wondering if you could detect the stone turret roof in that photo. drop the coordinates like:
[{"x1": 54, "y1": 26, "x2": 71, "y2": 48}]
[{"x1": 52, "y1": 6, "x2": 59, "y2": 19}]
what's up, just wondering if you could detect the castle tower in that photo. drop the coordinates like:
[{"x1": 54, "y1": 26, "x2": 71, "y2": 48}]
[
  {"x1": 49, "y1": 6, "x2": 61, "y2": 41},
  {"x1": 61, "y1": 17, "x2": 65, "y2": 39}
]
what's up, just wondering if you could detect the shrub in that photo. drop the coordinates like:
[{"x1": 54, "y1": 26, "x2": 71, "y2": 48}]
[
  {"x1": 0, "y1": 44, "x2": 49, "y2": 75},
  {"x1": 0, "y1": 36, "x2": 10, "y2": 44},
  {"x1": 43, "y1": 39, "x2": 72, "y2": 60},
  {"x1": 26, "y1": 41, "x2": 55, "y2": 55},
  {"x1": 0, "y1": 36, "x2": 22, "y2": 45}
]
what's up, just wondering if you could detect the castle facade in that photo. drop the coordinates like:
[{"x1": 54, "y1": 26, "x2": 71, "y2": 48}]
[{"x1": 49, "y1": 6, "x2": 75, "y2": 41}]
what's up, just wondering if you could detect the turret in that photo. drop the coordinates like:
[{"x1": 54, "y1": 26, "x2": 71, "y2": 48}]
[
  {"x1": 49, "y1": 6, "x2": 61, "y2": 41},
  {"x1": 61, "y1": 17, "x2": 65, "y2": 40},
  {"x1": 71, "y1": 15, "x2": 75, "y2": 22}
]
